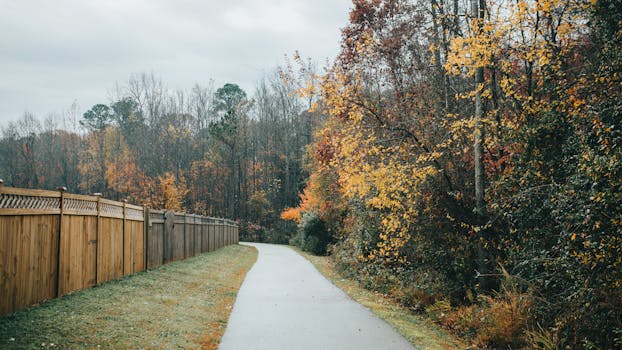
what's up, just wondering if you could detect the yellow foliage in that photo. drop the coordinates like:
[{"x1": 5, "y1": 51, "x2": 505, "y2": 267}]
[{"x1": 298, "y1": 66, "x2": 445, "y2": 263}]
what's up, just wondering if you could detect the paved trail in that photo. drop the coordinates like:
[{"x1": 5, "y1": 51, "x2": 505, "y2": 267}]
[{"x1": 219, "y1": 243, "x2": 416, "y2": 350}]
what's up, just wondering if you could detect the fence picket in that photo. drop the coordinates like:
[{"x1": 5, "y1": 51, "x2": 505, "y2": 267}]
[{"x1": 0, "y1": 185, "x2": 238, "y2": 317}]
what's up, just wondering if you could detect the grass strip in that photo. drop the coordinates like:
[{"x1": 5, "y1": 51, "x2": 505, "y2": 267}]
[
  {"x1": 294, "y1": 247, "x2": 467, "y2": 350},
  {"x1": 0, "y1": 244, "x2": 257, "y2": 350}
]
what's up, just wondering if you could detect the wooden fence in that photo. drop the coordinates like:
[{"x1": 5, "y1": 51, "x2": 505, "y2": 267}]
[{"x1": 0, "y1": 183, "x2": 238, "y2": 317}]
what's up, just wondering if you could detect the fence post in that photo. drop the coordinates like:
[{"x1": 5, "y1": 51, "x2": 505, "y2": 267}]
[
  {"x1": 55, "y1": 186, "x2": 66, "y2": 298},
  {"x1": 217, "y1": 218, "x2": 220, "y2": 250},
  {"x1": 222, "y1": 219, "x2": 226, "y2": 247},
  {"x1": 93, "y1": 193, "x2": 102, "y2": 284},
  {"x1": 164, "y1": 211, "x2": 174, "y2": 264},
  {"x1": 196, "y1": 215, "x2": 201, "y2": 255},
  {"x1": 182, "y1": 213, "x2": 186, "y2": 259},
  {"x1": 189, "y1": 214, "x2": 193, "y2": 257},
  {"x1": 122, "y1": 200, "x2": 127, "y2": 276},
  {"x1": 144, "y1": 207, "x2": 149, "y2": 271}
]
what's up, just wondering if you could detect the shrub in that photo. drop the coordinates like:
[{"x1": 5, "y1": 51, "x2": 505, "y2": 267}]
[
  {"x1": 394, "y1": 267, "x2": 450, "y2": 310},
  {"x1": 426, "y1": 289, "x2": 533, "y2": 348},
  {"x1": 239, "y1": 221, "x2": 264, "y2": 242},
  {"x1": 289, "y1": 232, "x2": 303, "y2": 247},
  {"x1": 476, "y1": 291, "x2": 532, "y2": 348},
  {"x1": 263, "y1": 221, "x2": 295, "y2": 244},
  {"x1": 425, "y1": 299, "x2": 455, "y2": 327},
  {"x1": 295, "y1": 212, "x2": 331, "y2": 255},
  {"x1": 263, "y1": 229, "x2": 290, "y2": 244},
  {"x1": 357, "y1": 264, "x2": 396, "y2": 294},
  {"x1": 524, "y1": 324, "x2": 561, "y2": 350},
  {"x1": 426, "y1": 298, "x2": 483, "y2": 338}
]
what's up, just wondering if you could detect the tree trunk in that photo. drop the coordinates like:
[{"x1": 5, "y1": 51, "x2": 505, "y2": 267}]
[{"x1": 472, "y1": 0, "x2": 488, "y2": 291}]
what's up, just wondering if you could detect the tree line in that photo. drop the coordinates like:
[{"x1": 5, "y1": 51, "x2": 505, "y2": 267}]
[
  {"x1": 285, "y1": 0, "x2": 621, "y2": 348},
  {"x1": 0, "y1": 67, "x2": 319, "y2": 240}
]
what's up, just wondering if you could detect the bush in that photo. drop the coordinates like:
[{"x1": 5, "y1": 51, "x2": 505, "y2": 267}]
[
  {"x1": 239, "y1": 220, "x2": 294, "y2": 244},
  {"x1": 395, "y1": 266, "x2": 451, "y2": 310},
  {"x1": 238, "y1": 221, "x2": 264, "y2": 242},
  {"x1": 426, "y1": 290, "x2": 533, "y2": 349},
  {"x1": 263, "y1": 229, "x2": 290, "y2": 244},
  {"x1": 263, "y1": 221, "x2": 295, "y2": 244},
  {"x1": 294, "y1": 212, "x2": 331, "y2": 255},
  {"x1": 356, "y1": 264, "x2": 396, "y2": 294},
  {"x1": 477, "y1": 291, "x2": 532, "y2": 348},
  {"x1": 289, "y1": 231, "x2": 303, "y2": 247}
]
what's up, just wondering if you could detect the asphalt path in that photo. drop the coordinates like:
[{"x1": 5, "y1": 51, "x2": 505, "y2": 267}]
[{"x1": 218, "y1": 242, "x2": 416, "y2": 350}]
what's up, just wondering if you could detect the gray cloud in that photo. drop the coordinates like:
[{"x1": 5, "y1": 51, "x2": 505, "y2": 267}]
[{"x1": 0, "y1": 0, "x2": 351, "y2": 122}]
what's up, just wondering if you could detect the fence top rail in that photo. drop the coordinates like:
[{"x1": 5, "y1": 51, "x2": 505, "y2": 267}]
[
  {"x1": 63, "y1": 192, "x2": 97, "y2": 202},
  {"x1": 0, "y1": 185, "x2": 238, "y2": 224},
  {"x1": 126, "y1": 203, "x2": 143, "y2": 211},
  {"x1": 0, "y1": 186, "x2": 61, "y2": 198},
  {"x1": 100, "y1": 198, "x2": 123, "y2": 207},
  {"x1": 186, "y1": 215, "x2": 201, "y2": 224}
]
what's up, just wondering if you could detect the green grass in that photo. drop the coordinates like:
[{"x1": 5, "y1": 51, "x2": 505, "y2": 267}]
[
  {"x1": 0, "y1": 244, "x2": 257, "y2": 350},
  {"x1": 294, "y1": 248, "x2": 467, "y2": 350}
]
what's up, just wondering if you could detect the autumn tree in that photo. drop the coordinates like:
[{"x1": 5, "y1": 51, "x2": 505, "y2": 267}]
[{"x1": 286, "y1": 0, "x2": 621, "y2": 347}]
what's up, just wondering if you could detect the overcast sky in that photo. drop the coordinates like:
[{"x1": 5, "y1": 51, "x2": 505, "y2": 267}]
[{"x1": 0, "y1": 0, "x2": 352, "y2": 123}]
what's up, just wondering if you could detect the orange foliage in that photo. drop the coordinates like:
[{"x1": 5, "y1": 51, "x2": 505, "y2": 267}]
[
  {"x1": 279, "y1": 175, "x2": 322, "y2": 222},
  {"x1": 280, "y1": 207, "x2": 302, "y2": 222},
  {"x1": 105, "y1": 139, "x2": 145, "y2": 203},
  {"x1": 142, "y1": 172, "x2": 189, "y2": 211}
]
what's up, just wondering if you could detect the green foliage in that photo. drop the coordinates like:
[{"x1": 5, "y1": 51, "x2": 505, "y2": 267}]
[
  {"x1": 264, "y1": 220, "x2": 296, "y2": 245},
  {"x1": 209, "y1": 83, "x2": 247, "y2": 148},
  {"x1": 240, "y1": 220, "x2": 294, "y2": 245},
  {"x1": 111, "y1": 97, "x2": 144, "y2": 139},
  {"x1": 81, "y1": 104, "x2": 114, "y2": 132},
  {"x1": 246, "y1": 191, "x2": 274, "y2": 227},
  {"x1": 292, "y1": 212, "x2": 331, "y2": 255},
  {"x1": 2, "y1": 1, "x2": 622, "y2": 347},
  {"x1": 262, "y1": 228, "x2": 290, "y2": 245},
  {"x1": 214, "y1": 83, "x2": 247, "y2": 117}
]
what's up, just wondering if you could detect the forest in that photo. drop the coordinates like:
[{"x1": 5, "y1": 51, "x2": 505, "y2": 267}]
[
  {"x1": 282, "y1": 0, "x2": 622, "y2": 348},
  {"x1": 0, "y1": 65, "x2": 319, "y2": 242},
  {"x1": 1, "y1": 0, "x2": 621, "y2": 348}
]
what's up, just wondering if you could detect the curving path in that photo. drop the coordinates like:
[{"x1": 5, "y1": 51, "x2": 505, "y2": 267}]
[{"x1": 218, "y1": 242, "x2": 416, "y2": 350}]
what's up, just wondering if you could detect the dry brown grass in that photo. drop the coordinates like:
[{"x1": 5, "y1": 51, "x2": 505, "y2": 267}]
[
  {"x1": 427, "y1": 290, "x2": 533, "y2": 349},
  {"x1": 0, "y1": 245, "x2": 257, "y2": 350}
]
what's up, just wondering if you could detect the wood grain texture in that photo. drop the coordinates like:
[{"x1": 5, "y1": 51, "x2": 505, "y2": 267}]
[
  {"x1": 0, "y1": 215, "x2": 59, "y2": 315},
  {"x1": 0, "y1": 185, "x2": 238, "y2": 317}
]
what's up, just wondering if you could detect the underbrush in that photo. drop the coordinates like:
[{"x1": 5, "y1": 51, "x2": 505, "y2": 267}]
[
  {"x1": 239, "y1": 220, "x2": 294, "y2": 244},
  {"x1": 289, "y1": 213, "x2": 332, "y2": 255},
  {"x1": 426, "y1": 290, "x2": 533, "y2": 349},
  {"x1": 333, "y1": 246, "x2": 540, "y2": 349}
]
